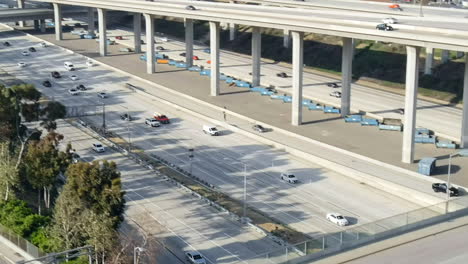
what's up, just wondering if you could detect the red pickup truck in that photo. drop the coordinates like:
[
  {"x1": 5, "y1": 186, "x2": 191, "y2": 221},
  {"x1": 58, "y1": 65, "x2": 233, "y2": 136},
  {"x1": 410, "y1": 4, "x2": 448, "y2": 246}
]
[{"x1": 154, "y1": 112, "x2": 170, "y2": 124}]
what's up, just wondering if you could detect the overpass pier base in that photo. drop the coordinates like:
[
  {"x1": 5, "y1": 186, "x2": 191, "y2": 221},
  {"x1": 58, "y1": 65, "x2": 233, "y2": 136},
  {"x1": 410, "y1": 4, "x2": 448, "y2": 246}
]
[
  {"x1": 402, "y1": 46, "x2": 420, "y2": 164},
  {"x1": 144, "y1": 14, "x2": 155, "y2": 74},
  {"x1": 53, "y1": 3, "x2": 62, "y2": 41},
  {"x1": 441, "y1": 49, "x2": 450, "y2": 63},
  {"x1": 97, "y1": 8, "x2": 107, "y2": 56},
  {"x1": 251, "y1": 27, "x2": 261, "y2": 87},
  {"x1": 33, "y1": 20, "x2": 39, "y2": 31},
  {"x1": 229, "y1": 23, "x2": 236, "y2": 41},
  {"x1": 341, "y1": 37, "x2": 353, "y2": 117},
  {"x1": 461, "y1": 54, "x2": 468, "y2": 148},
  {"x1": 39, "y1": 19, "x2": 45, "y2": 33},
  {"x1": 185, "y1": 19, "x2": 194, "y2": 68},
  {"x1": 283, "y1": 29, "x2": 290, "y2": 48},
  {"x1": 87, "y1": 7, "x2": 95, "y2": 34},
  {"x1": 291, "y1": 31, "x2": 304, "y2": 126},
  {"x1": 425, "y1": 47, "x2": 434, "y2": 75},
  {"x1": 210, "y1": 22, "x2": 220, "y2": 96},
  {"x1": 133, "y1": 13, "x2": 141, "y2": 53},
  {"x1": 17, "y1": 0, "x2": 25, "y2": 27}
]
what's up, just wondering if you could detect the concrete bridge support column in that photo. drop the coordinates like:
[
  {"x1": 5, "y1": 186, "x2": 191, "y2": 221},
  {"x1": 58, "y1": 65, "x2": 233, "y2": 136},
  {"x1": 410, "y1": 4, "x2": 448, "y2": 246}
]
[
  {"x1": 185, "y1": 19, "x2": 194, "y2": 68},
  {"x1": 17, "y1": 0, "x2": 25, "y2": 27},
  {"x1": 251, "y1": 27, "x2": 261, "y2": 87},
  {"x1": 97, "y1": 8, "x2": 107, "y2": 56},
  {"x1": 457, "y1": 51, "x2": 465, "y2": 59},
  {"x1": 53, "y1": 3, "x2": 62, "y2": 41},
  {"x1": 39, "y1": 19, "x2": 46, "y2": 33},
  {"x1": 210, "y1": 22, "x2": 220, "y2": 96},
  {"x1": 341, "y1": 37, "x2": 353, "y2": 117},
  {"x1": 33, "y1": 20, "x2": 39, "y2": 31},
  {"x1": 441, "y1": 49, "x2": 450, "y2": 63},
  {"x1": 229, "y1": 23, "x2": 236, "y2": 41},
  {"x1": 87, "y1": 7, "x2": 95, "y2": 34},
  {"x1": 133, "y1": 13, "x2": 141, "y2": 53},
  {"x1": 291, "y1": 31, "x2": 304, "y2": 126},
  {"x1": 402, "y1": 46, "x2": 420, "y2": 164},
  {"x1": 144, "y1": 14, "x2": 155, "y2": 74},
  {"x1": 424, "y1": 47, "x2": 434, "y2": 75},
  {"x1": 283, "y1": 29, "x2": 290, "y2": 48},
  {"x1": 461, "y1": 54, "x2": 468, "y2": 148}
]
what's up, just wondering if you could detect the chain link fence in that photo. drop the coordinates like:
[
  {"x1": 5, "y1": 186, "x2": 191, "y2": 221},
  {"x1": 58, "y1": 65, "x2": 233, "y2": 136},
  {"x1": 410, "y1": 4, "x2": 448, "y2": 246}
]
[
  {"x1": 235, "y1": 196, "x2": 468, "y2": 263},
  {"x1": 0, "y1": 223, "x2": 44, "y2": 259}
]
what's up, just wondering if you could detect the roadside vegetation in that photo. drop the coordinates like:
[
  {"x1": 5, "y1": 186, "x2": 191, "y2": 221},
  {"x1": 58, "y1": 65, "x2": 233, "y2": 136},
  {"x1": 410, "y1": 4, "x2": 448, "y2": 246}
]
[
  {"x1": 139, "y1": 16, "x2": 465, "y2": 104},
  {"x1": 0, "y1": 83, "x2": 127, "y2": 263}
]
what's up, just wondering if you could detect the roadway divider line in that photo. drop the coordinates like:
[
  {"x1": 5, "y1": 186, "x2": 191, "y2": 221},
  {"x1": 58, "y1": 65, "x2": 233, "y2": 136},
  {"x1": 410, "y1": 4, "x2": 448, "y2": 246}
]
[{"x1": 12, "y1": 26, "x2": 445, "y2": 205}]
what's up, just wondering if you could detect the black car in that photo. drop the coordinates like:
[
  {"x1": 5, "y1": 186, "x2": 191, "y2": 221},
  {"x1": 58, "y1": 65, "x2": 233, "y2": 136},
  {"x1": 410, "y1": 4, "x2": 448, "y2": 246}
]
[
  {"x1": 252, "y1": 124, "x2": 267, "y2": 133},
  {"x1": 266, "y1": 87, "x2": 277, "y2": 93},
  {"x1": 432, "y1": 183, "x2": 459, "y2": 197},
  {"x1": 156, "y1": 46, "x2": 165, "y2": 51},
  {"x1": 179, "y1": 52, "x2": 186, "y2": 57},
  {"x1": 28, "y1": 47, "x2": 36, "y2": 52},
  {"x1": 51, "y1": 71, "x2": 61, "y2": 78},
  {"x1": 42, "y1": 80, "x2": 52, "y2": 87},
  {"x1": 327, "y1": 82, "x2": 340, "y2": 88},
  {"x1": 3, "y1": 41, "x2": 10, "y2": 47},
  {"x1": 186, "y1": 5, "x2": 196, "y2": 10},
  {"x1": 76, "y1": 84, "x2": 86, "y2": 91},
  {"x1": 376, "y1": 23, "x2": 393, "y2": 31},
  {"x1": 276, "y1": 72, "x2": 288, "y2": 78},
  {"x1": 74, "y1": 23, "x2": 82, "y2": 27},
  {"x1": 120, "y1": 113, "x2": 132, "y2": 121},
  {"x1": 140, "y1": 39, "x2": 145, "y2": 44}
]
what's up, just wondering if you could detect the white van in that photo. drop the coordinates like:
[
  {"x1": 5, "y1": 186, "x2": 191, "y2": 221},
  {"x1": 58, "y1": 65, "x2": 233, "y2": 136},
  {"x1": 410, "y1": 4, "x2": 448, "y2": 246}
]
[
  {"x1": 203, "y1": 125, "x2": 219, "y2": 136},
  {"x1": 64, "y1": 61, "x2": 75, "y2": 71}
]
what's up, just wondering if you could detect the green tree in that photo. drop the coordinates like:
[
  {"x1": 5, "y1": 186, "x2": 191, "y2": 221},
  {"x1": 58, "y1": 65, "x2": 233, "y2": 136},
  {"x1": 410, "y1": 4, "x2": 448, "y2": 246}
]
[
  {"x1": 0, "y1": 142, "x2": 19, "y2": 201},
  {"x1": 23, "y1": 132, "x2": 68, "y2": 214},
  {"x1": 66, "y1": 161, "x2": 125, "y2": 228}
]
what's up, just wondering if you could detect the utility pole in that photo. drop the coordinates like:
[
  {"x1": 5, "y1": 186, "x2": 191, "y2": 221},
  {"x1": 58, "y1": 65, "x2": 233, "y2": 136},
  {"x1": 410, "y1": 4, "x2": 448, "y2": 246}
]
[{"x1": 102, "y1": 102, "x2": 106, "y2": 133}]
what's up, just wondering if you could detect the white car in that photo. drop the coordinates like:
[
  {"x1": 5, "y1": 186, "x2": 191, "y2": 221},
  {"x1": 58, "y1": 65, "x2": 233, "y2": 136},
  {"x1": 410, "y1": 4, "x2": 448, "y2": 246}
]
[
  {"x1": 97, "y1": 92, "x2": 107, "y2": 99},
  {"x1": 39, "y1": 42, "x2": 47, "y2": 47},
  {"x1": 326, "y1": 213, "x2": 349, "y2": 226},
  {"x1": 382, "y1": 17, "x2": 398, "y2": 24},
  {"x1": 329, "y1": 91, "x2": 341, "y2": 98},
  {"x1": 159, "y1": 36, "x2": 169, "y2": 42},
  {"x1": 145, "y1": 118, "x2": 161, "y2": 127},
  {"x1": 86, "y1": 60, "x2": 94, "y2": 67},
  {"x1": 17, "y1": 62, "x2": 26, "y2": 68},
  {"x1": 68, "y1": 88, "x2": 79, "y2": 95},
  {"x1": 280, "y1": 173, "x2": 298, "y2": 184},
  {"x1": 185, "y1": 251, "x2": 206, "y2": 264},
  {"x1": 21, "y1": 51, "x2": 30, "y2": 56},
  {"x1": 70, "y1": 75, "x2": 79, "y2": 81},
  {"x1": 92, "y1": 143, "x2": 105, "y2": 153}
]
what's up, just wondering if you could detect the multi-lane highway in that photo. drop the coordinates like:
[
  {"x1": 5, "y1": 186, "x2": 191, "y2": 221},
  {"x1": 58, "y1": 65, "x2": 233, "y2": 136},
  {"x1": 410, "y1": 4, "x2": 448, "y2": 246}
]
[
  {"x1": 0, "y1": 28, "x2": 422, "y2": 241},
  {"x1": 54, "y1": 120, "x2": 282, "y2": 264}
]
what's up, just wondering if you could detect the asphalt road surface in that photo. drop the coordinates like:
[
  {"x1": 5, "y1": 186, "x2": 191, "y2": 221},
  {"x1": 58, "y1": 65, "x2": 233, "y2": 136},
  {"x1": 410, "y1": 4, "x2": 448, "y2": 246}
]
[{"x1": 0, "y1": 28, "x2": 422, "y2": 240}]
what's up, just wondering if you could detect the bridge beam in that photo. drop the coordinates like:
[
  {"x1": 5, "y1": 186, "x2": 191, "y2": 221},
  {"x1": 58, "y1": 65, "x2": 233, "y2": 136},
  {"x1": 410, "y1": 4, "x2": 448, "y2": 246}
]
[
  {"x1": 87, "y1": 7, "x2": 95, "y2": 34},
  {"x1": 97, "y1": 8, "x2": 107, "y2": 56},
  {"x1": 40, "y1": 19, "x2": 46, "y2": 33},
  {"x1": 229, "y1": 23, "x2": 236, "y2": 41},
  {"x1": 402, "y1": 46, "x2": 420, "y2": 164},
  {"x1": 251, "y1": 27, "x2": 261, "y2": 87},
  {"x1": 283, "y1": 29, "x2": 290, "y2": 48},
  {"x1": 185, "y1": 18, "x2": 194, "y2": 68},
  {"x1": 291, "y1": 31, "x2": 304, "y2": 126},
  {"x1": 210, "y1": 21, "x2": 220, "y2": 96},
  {"x1": 144, "y1": 14, "x2": 155, "y2": 74},
  {"x1": 17, "y1": 0, "x2": 25, "y2": 27},
  {"x1": 133, "y1": 13, "x2": 141, "y2": 53},
  {"x1": 461, "y1": 54, "x2": 468, "y2": 148},
  {"x1": 441, "y1": 49, "x2": 450, "y2": 63},
  {"x1": 341, "y1": 37, "x2": 353, "y2": 117},
  {"x1": 424, "y1": 47, "x2": 434, "y2": 75},
  {"x1": 53, "y1": 3, "x2": 62, "y2": 41}
]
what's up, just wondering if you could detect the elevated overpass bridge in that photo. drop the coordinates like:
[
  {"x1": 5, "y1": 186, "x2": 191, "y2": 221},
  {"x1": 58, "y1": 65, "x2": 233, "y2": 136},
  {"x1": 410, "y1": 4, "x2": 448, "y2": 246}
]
[{"x1": 10, "y1": 0, "x2": 468, "y2": 165}]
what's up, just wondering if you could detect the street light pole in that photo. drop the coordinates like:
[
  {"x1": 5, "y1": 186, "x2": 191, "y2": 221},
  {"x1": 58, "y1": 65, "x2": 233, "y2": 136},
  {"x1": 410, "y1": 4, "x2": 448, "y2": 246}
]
[
  {"x1": 102, "y1": 102, "x2": 106, "y2": 133},
  {"x1": 243, "y1": 163, "x2": 247, "y2": 221},
  {"x1": 188, "y1": 148, "x2": 194, "y2": 175}
]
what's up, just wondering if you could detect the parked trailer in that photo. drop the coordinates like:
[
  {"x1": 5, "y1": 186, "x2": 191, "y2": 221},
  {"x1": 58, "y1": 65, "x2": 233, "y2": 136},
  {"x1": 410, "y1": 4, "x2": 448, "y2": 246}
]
[
  {"x1": 323, "y1": 106, "x2": 340, "y2": 114},
  {"x1": 415, "y1": 135, "x2": 436, "y2": 144},
  {"x1": 188, "y1": 66, "x2": 202, "y2": 72},
  {"x1": 308, "y1": 104, "x2": 323, "y2": 111},
  {"x1": 176, "y1": 62, "x2": 187, "y2": 68},
  {"x1": 344, "y1": 115, "x2": 362, "y2": 123},
  {"x1": 261, "y1": 90, "x2": 275, "y2": 96},
  {"x1": 225, "y1": 77, "x2": 235, "y2": 84},
  {"x1": 235, "y1": 81, "x2": 251, "y2": 88},
  {"x1": 361, "y1": 118, "x2": 379, "y2": 126},
  {"x1": 250, "y1": 87, "x2": 266, "y2": 93},
  {"x1": 436, "y1": 140, "x2": 456, "y2": 149},
  {"x1": 282, "y1": 96, "x2": 292, "y2": 103},
  {"x1": 302, "y1": 99, "x2": 312, "y2": 106},
  {"x1": 270, "y1": 94, "x2": 286, "y2": 100},
  {"x1": 379, "y1": 124, "x2": 402, "y2": 131}
]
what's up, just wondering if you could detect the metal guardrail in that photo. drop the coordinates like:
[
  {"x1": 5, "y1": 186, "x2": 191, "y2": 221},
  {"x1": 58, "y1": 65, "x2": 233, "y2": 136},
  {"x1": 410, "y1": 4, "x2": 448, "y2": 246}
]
[{"x1": 233, "y1": 195, "x2": 468, "y2": 263}]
